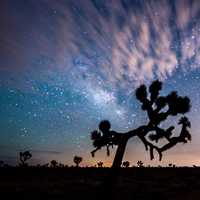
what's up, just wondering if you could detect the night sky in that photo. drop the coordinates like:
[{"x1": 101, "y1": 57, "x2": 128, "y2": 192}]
[{"x1": 1, "y1": 0, "x2": 200, "y2": 167}]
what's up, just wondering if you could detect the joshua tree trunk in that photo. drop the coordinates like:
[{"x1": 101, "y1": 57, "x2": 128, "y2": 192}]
[
  {"x1": 101, "y1": 136, "x2": 129, "y2": 200},
  {"x1": 112, "y1": 136, "x2": 128, "y2": 169},
  {"x1": 111, "y1": 129, "x2": 137, "y2": 169}
]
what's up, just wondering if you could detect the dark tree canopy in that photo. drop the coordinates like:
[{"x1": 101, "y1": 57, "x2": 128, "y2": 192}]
[
  {"x1": 19, "y1": 151, "x2": 32, "y2": 166},
  {"x1": 122, "y1": 161, "x2": 130, "y2": 168},
  {"x1": 97, "y1": 161, "x2": 104, "y2": 168},
  {"x1": 50, "y1": 160, "x2": 58, "y2": 168},
  {"x1": 137, "y1": 160, "x2": 144, "y2": 168},
  {"x1": 73, "y1": 155, "x2": 83, "y2": 167},
  {"x1": 90, "y1": 80, "x2": 192, "y2": 168}
]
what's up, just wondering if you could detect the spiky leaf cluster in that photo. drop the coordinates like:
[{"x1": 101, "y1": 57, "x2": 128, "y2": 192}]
[
  {"x1": 135, "y1": 80, "x2": 191, "y2": 125},
  {"x1": 149, "y1": 80, "x2": 162, "y2": 102},
  {"x1": 167, "y1": 92, "x2": 191, "y2": 115}
]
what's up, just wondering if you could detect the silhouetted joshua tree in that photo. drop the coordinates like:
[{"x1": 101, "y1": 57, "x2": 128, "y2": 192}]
[
  {"x1": 50, "y1": 160, "x2": 58, "y2": 168},
  {"x1": 122, "y1": 161, "x2": 130, "y2": 168},
  {"x1": 90, "y1": 80, "x2": 191, "y2": 170},
  {"x1": 73, "y1": 156, "x2": 83, "y2": 167},
  {"x1": 19, "y1": 151, "x2": 32, "y2": 166},
  {"x1": 97, "y1": 161, "x2": 104, "y2": 168},
  {"x1": 137, "y1": 160, "x2": 144, "y2": 168}
]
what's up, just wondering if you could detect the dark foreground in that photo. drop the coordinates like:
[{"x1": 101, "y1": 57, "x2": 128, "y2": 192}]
[{"x1": 0, "y1": 167, "x2": 200, "y2": 200}]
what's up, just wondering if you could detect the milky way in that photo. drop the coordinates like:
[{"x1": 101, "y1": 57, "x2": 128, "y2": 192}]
[{"x1": 1, "y1": 0, "x2": 200, "y2": 166}]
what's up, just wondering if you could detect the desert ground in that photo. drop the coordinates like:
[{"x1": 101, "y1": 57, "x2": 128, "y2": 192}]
[{"x1": 0, "y1": 167, "x2": 200, "y2": 200}]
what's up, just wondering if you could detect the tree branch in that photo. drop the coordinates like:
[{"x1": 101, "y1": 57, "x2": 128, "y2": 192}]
[{"x1": 137, "y1": 134, "x2": 162, "y2": 161}]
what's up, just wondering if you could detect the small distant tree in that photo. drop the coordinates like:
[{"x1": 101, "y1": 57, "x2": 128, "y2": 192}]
[
  {"x1": 58, "y1": 162, "x2": 64, "y2": 168},
  {"x1": 137, "y1": 160, "x2": 144, "y2": 168},
  {"x1": 97, "y1": 161, "x2": 104, "y2": 168},
  {"x1": 50, "y1": 160, "x2": 58, "y2": 168},
  {"x1": 168, "y1": 163, "x2": 172, "y2": 167},
  {"x1": 122, "y1": 161, "x2": 130, "y2": 168},
  {"x1": 73, "y1": 156, "x2": 83, "y2": 167},
  {"x1": 19, "y1": 151, "x2": 32, "y2": 166}
]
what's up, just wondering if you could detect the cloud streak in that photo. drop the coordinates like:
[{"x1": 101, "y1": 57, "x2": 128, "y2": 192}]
[
  {"x1": 44, "y1": 0, "x2": 200, "y2": 88},
  {"x1": 1, "y1": 0, "x2": 200, "y2": 90}
]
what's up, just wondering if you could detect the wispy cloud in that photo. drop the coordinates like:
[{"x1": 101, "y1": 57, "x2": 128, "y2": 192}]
[
  {"x1": 1, "y1": 0, "x2": 200, "y2": 92},
  {"x1": 54, "y1": 0, "x2": 200, "y2": 88}
]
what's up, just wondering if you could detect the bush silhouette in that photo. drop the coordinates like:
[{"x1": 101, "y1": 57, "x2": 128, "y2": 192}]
[
  {"x1": 122, "y1": 161, "x2": 130, "y2": 168},
  {"x1": 73, "y1": 156, "x2": 83, "y2": 167},
  {"x1": 19, "y1": 151, "x2": 32, "y2": 166},
  {"x1": 90, "y1": 80, "x2": 192, "y2": 169},
  {"x1": 137, "y1": 160, "x2": 144, "y2": 168},
  {"x1": 97, "y1": 161, "x2": 103, "y2": 168},
  {"x1": 168, "y1": 163, "x2": 176, "y2": 168},
  {"x1": 58, "y1": 162, "x2": 65, "y2": 168},
  {"x1": 168, "y1": 163, "x2": 173, "y2": 167},
  {"x1": 50, "y1": 160, "x2": 58, "y2": 168}
]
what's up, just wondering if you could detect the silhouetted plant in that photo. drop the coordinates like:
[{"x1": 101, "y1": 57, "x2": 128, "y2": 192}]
[
  {"x1": 50, "y1": 160, "x2": 58, "y2": 168},
  {"x1": 122, "y1": 161, "x2": 130, "y2": 168},
  {"x1": 73, "y1": 156, "x2": 83, "y2": 167},
  {"x1": 58, "y1": 162, "x2": 65, "y2": 168},
  {"x1": 19, "y1": 151, "x2": 32, "y2": 166},
  {"x1": 42, "y1": 163, "x2": 49, "y2": 168},
  {"x1": 97, "y1": 161, "x2": 103, "y2": 168},
  {"x1": 90, "y1": 80, "x2": 192, "y2": 169},
  {"x1": 168, "y1": 163, "x2": 172, "y2": 167},
  {"x1": 137, "y1": 160, "x2": 144, "y2": 168}
]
